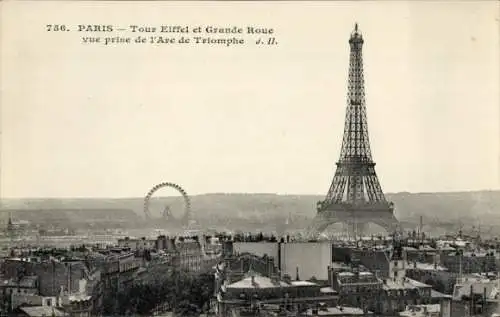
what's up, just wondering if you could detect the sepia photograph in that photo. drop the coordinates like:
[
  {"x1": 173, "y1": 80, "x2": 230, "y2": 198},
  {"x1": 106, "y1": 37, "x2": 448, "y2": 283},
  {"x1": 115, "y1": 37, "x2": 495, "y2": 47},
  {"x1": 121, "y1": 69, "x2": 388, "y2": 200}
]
[{"x1": 0, "y1": 1, "x2": 499, "y2": 316}]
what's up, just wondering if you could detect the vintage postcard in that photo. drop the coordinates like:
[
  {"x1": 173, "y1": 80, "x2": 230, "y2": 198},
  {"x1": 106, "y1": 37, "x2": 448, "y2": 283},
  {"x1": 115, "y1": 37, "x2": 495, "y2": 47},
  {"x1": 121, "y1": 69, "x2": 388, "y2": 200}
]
[{"x1": 0, "y1": 1, "x2": 499, "y2": 316}]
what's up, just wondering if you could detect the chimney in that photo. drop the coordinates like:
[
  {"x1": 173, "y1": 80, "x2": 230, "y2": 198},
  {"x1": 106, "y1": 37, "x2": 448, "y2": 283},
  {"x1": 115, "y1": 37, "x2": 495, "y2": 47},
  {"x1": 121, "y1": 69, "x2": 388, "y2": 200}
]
[
  {"x1": 469, "y1": 284, "x2": 474, "y2": 313},
  {"x1": 328, "y1": 266, "x2": 332, "y2": 286},
  {"x1": 251, "y1": 275, "x2": 256, "y2": 287},
  {"x1": 296, "y1": 266, "x2": 300, "y2": 281},
  {"x1": 67, "y1": 262, "x2": 71, "y2": 294},
  {"x1": 167, "y1": 238, "x2": 176, "y2": 251}
]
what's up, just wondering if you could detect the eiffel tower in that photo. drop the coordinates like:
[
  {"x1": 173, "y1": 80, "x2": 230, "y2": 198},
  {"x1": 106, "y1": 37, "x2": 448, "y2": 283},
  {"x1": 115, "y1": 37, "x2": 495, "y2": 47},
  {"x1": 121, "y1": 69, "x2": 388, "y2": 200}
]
[{"x1": 309, "y1": 24, "x2": 400, "y2": 237}]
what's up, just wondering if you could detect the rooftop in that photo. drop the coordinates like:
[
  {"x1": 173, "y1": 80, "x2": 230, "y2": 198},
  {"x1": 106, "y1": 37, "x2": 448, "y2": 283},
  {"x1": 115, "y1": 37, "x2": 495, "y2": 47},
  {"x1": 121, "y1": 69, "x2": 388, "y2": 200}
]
[
  {"x1": 226, "y1": 271, "x2": 319, "y2": 290},
  {"x1": 290, "y1": 280, "x2": 316, "y2": 287},
  {"x1": 1, "y1": 276, "x2": 38, "y2": 288},
  {"x1": 382, "y1": 278, "x2": 431, "y2": 291},
  {"x1": 19, "y1": 306, "x2": 65, "y2": 317},
  {"x1": 304, "y1": 306, "x2": 371, "y2": 316},
  {"x1": 68, "y1": 294, "x2": 92, "y2": 302},
  {"x1": 320, "y1": 287, "x2": 337, "y2": 294},
  {"x1": 410, "y1": 262, "x2": 448, "y2": 271},
  {"x1": 227, "y1": 275, "x2": 289, "y2": 289},
  {"x1": 452, "y1": 279, "x2": 499, "y2": 300},
  {"x1": 399, "y1": 304, "x2": 440, "y2": 317},
  {"x1": 430, "y1": 289, "x2": 452, "y2": 299},
  {"x1": 337, "y1": 271, "x2": 374, "y2": 277}
]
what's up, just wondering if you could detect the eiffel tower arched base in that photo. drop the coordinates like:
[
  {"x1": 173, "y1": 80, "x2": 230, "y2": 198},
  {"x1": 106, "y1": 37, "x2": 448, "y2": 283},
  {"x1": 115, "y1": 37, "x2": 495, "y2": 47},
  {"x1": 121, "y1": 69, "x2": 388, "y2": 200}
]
[{"x1": 308, "y1": 207, "x2": 400, "y2": 237}]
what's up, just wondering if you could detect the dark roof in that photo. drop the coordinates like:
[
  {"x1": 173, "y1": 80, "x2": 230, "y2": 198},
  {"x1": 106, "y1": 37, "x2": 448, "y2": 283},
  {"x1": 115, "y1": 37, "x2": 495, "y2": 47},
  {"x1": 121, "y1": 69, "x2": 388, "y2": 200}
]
[{"x1": 19, "y1": 306, "x2": 65, "y2": 317}]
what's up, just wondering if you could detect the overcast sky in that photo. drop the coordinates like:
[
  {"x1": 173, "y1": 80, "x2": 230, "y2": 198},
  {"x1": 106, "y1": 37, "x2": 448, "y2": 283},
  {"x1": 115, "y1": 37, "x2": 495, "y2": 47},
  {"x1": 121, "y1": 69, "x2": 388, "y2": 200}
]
[{"x1": 1, "y1": 1, "x2": 499, "y2": 198}]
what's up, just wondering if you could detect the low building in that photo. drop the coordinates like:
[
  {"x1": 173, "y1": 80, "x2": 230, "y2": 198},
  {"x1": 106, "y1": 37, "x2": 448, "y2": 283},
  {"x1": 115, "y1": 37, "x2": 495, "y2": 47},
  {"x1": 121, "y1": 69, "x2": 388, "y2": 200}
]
[
  {"x1": 441, "y1": 251, "x2": 497, "y2": 274},
  {"x1": 170, "y1": 238, "x2": 220, "y2": 273},
  {"x1": 1, "y1": 276, "x2": 39, "y2": 312},
  {"x1": 398, "y1": 304, "x2": 440, "y2": 317},
  {"x1": 329, "y1": 267, "x2": 382, "y2": 312},
  {"x1": 405, "y1": 261, "x2": 455, "y2": 294},
  {"x1": 450, "y1": 275, "x2": 500, "y2": 316},
  {"x1": 117, "y1": 237, "x2": 156, "y2": 251},
  {"x1": 6, "y1": 213, "x2": 30, "y2": 237},
  {"x1": 302, "y1": 306, "x2": 372, "y2": 316},
  {"x1": 378, "y1": 241, "x2": 434, "y2": 315},
  {"x1": 216, "y1": 270, "x2": 339, "y2": 317},
  {"x1": 16, "y1": 306, "x2": 65, "y2": 317}
]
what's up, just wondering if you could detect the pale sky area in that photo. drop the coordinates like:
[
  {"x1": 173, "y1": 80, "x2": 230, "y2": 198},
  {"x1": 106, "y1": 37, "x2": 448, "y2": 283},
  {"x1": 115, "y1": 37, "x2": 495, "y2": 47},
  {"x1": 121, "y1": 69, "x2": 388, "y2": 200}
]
[{"x1": 1, "y1": 1, "x2": 499, "y2": 198}]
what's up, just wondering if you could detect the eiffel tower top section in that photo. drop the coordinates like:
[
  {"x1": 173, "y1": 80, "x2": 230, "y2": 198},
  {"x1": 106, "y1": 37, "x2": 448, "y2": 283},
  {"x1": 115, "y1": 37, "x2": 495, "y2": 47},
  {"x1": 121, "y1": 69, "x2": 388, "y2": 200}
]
[
  {"x1": 349, "y1": 23, "x2": 363, "y2": 45},
  {"x1": 319, "y1": 23, "x2": 391, "y2": 210},
  {"x1": 339, "y1": 23, "x2": 373, "y2": 164}
]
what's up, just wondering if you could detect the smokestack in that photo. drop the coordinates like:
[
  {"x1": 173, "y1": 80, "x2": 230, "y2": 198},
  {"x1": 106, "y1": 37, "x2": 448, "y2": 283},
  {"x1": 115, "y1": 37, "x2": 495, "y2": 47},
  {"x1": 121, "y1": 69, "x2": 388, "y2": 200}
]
[
  {"x1": 67, "y1": 263, "x2": 71, "y2": 294},
  {"x1": 469, "y1": 284, "x2": 474, "y2": 313}
]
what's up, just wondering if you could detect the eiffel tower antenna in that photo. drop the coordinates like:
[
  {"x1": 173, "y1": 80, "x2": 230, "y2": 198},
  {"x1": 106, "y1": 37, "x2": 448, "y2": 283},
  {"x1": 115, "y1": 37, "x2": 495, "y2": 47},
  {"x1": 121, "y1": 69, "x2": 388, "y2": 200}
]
[{"x1": 309, "y1": 23, "x2": 399, "y2": 237}]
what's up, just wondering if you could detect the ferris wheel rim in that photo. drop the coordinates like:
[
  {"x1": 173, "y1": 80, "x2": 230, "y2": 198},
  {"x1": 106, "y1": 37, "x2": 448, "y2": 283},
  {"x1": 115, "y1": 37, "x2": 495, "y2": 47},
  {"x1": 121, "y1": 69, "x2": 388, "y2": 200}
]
[{"x1": 143, "y1": 182, "x2": 191, "y2": 223}]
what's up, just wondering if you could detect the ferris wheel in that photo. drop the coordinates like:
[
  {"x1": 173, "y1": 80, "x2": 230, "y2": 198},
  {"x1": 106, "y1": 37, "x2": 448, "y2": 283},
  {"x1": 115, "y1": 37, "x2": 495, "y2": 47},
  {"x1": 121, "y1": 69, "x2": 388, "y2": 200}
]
[{"x1": 143, "y1": 182, "x2": 191, "y2": 227}]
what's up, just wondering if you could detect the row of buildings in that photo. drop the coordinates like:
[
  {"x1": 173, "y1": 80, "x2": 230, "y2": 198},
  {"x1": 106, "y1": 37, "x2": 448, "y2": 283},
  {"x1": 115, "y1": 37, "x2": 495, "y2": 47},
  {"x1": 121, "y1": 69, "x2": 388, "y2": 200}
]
[
  {"x1": 212, "y1": 235, "x2": 500, "y2": 316},
  {"x1": 0, "y1": 234, "x2": 221, "y2": 317},
  {"x1": 3, "y1": 229, "x2": 500, "y2": 316}
]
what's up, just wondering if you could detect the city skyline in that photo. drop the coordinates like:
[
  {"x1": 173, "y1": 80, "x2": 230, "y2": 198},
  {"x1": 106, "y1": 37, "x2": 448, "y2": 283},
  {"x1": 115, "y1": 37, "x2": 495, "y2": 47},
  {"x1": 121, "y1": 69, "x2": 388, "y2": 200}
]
[{"x1": 1, "y1": 1, "x2": 499, "y2": 198}]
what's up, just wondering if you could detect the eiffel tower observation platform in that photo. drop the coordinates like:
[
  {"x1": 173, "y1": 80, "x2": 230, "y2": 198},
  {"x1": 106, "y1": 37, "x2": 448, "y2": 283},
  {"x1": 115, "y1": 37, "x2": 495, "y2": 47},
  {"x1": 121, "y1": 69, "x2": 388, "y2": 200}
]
[{"x1": 309, "y1": 23, "x2": 400, "y2": 237}]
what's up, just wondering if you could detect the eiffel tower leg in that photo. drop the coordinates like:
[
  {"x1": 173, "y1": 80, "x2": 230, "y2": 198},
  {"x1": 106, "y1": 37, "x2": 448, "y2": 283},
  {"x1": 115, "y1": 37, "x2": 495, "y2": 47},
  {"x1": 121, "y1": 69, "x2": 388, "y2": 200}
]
[
  {"x1": 371, "y1": 214, "x2": 400, "y2": 234},
  {"x1": 308, "y1": 210, "x2": 368, "y2": 239},
  {"x1": 307, "y1": 213, "x2": 329, "y2": 235},
  {"x1": 307, "y1": 212, "x2": 341, "y2": 237}
]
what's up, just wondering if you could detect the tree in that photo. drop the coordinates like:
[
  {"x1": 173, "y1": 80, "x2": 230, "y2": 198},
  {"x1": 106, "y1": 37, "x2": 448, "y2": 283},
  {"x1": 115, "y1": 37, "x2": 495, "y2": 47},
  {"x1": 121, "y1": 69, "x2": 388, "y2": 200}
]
[
  {"x1": 105, "y1": 268, "x2": 215, "y2": 316},
  {"x1": 175, "y1": 300, "x2": 201, "y2": 317}
]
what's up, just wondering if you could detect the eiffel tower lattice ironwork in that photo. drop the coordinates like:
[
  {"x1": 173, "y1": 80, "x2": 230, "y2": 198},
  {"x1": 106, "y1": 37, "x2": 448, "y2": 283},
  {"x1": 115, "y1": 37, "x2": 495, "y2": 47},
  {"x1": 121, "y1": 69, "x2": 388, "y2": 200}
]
[{"x1": 309, "y1": 23, "x2": 400, "y2": 236}]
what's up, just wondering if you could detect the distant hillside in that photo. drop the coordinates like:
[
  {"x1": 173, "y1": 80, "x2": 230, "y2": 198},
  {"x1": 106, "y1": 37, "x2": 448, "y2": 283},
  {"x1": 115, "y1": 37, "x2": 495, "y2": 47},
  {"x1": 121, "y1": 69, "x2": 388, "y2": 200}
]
[
  {"x1": 0, "y1": 208, "x2": 140, "y2": 225},
  {"x1": 1, "y1": 190, "x2": 499, "y2": 229}
]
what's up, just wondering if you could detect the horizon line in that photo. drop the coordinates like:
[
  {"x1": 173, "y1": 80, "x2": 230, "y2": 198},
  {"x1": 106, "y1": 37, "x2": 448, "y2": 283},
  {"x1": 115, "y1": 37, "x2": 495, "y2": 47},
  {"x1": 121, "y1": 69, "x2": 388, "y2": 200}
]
[{"x1": 2, "y1": 188, "x2": 500, "y2": 200}]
